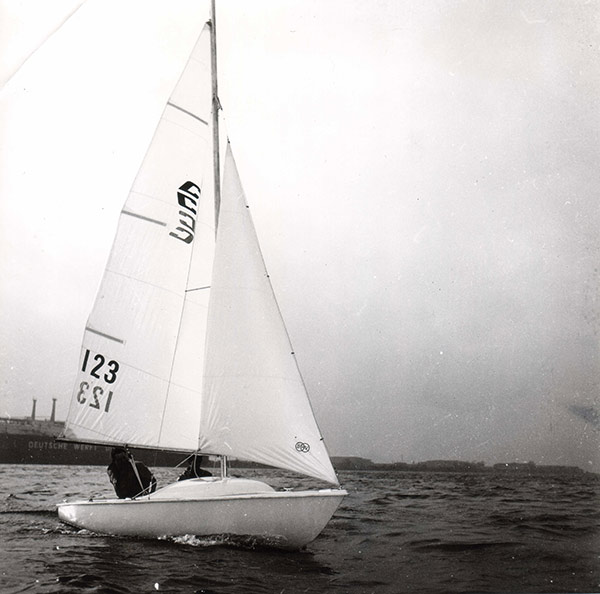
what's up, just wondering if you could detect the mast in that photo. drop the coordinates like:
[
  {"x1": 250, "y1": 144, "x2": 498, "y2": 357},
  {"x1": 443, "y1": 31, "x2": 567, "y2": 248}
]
[
  {"x1": 210, "y1": 0, "x2": 226, "y2": 479},
  {"x1": 209, "y1": 0, "x2": 221, "y2": 231}
]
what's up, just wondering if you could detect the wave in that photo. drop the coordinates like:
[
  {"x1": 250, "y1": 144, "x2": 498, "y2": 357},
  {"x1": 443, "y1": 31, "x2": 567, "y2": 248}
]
[
  {"x1": 410, "y1": 538, "x2": 518, "y2": 552},
  {"x1": 0, "y1": 509, "x2": 56, "y2": 516}
]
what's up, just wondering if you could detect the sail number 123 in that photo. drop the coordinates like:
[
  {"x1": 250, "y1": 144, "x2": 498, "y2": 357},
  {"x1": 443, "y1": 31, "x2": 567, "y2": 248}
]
[{"x1": 77, "y1": 349, "x2": 120, "y2": 413}]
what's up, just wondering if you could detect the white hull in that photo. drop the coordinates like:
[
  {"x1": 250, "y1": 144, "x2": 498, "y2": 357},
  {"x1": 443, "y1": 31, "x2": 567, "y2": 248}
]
[{"x1": 57, "y1": 478, "x2": 346, "y2": 549}]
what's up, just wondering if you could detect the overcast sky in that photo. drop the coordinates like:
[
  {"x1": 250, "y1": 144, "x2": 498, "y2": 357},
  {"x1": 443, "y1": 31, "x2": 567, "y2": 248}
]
[{"x1": 0, "y1": 0, "x2": 598, "y2": 471}]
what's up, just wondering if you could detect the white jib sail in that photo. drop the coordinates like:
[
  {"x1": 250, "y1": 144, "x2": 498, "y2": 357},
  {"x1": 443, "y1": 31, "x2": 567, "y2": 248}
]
[
  {"x1": 62, "y1": 26, "x2": 215, "y2": 451},
  {"x1": 199, "y1": 145, "x2": 339, "y2": 486}
]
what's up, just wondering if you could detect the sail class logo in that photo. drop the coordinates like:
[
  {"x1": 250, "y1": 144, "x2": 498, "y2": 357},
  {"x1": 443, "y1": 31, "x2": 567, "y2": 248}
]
[
  {"x1": 295, "y1": 442, "x2": 310, "y2": 453},
  {"x1": 169, "y1": 181, "x2": 201, "y2": 244}
]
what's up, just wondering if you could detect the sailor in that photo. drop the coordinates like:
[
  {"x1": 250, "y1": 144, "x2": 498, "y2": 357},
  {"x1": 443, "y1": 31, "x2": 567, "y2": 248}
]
[
  {"x1": 178, "y1": 454, "x2": 212, "y2": 480},
  {"x1": 107, "y1": 446, "x2": 157, "y2": 498}
]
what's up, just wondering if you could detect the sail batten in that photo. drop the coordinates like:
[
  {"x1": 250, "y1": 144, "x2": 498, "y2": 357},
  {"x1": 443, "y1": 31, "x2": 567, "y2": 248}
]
[
  {"x1": 167, "y1": 101, "x2": 209, "y2": 125},
  {"x1": 121, "y1": 210, "x2": 167, "y2": 226},
  {"x1": 84, "y1": 327, "x2": 125, "y2": 344}
]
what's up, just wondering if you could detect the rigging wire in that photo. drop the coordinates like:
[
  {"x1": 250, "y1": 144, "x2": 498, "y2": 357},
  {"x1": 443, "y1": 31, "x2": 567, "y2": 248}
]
[{"x1": 1, "y1": 1, "x2": 87, "y2": 90}]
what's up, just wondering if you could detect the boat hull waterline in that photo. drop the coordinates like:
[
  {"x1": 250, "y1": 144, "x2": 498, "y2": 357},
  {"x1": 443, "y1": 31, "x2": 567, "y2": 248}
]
[{"x1": 57, "y1": 478, "x2": 347, "y2": 549}]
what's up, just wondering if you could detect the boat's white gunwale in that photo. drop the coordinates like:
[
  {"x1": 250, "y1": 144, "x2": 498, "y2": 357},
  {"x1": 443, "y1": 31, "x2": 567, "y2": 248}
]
[{"x1": 57, "y1": 488, "x2": 347, "y2": 507}]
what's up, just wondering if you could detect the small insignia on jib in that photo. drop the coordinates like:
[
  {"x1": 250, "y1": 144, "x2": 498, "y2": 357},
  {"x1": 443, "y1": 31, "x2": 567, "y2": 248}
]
[
  {"x1": 295, "y1": 442, "x2": 310, "y2": 453},
  {"x1": 169, "y1": 181, "x2": 201, "y2": 244}
]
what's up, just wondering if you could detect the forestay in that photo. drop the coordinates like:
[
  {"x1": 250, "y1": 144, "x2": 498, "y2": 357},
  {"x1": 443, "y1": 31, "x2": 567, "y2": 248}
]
[{"x1": 61, "y1": 26, "x2": 215, "y2": 451}]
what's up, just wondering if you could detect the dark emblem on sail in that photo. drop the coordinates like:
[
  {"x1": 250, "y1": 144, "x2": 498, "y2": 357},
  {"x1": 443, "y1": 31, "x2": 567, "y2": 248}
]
[
  {"x1": 295, "y1": 442, "x2": 310, "y2": 453},
  {"x1": 169, "y1": 181, "x2": 201, "y2": 244}
]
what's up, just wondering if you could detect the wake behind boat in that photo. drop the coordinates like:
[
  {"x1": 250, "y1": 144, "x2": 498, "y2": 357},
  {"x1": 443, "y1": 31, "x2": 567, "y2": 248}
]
[{"x1": 56, "y1": 1, "x2": 346, "y2": 549}]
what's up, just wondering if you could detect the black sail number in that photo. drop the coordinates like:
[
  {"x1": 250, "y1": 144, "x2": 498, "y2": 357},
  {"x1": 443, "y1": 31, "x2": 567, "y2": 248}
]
[
  {"x1": 78, "y1": 349, "x2": 119, "y2": 414},
  {"x1": 76, "y1": 382, "x2": 113, "y2": 413},
  {"x1": 104, "y1": 360, "x2": 119, "y2": 384},
  {"x1": 77, "y1": 381, "x2": 89, "y2": 404},
  {"x1": 81, "y1": 349, "x2": 120, "y2": 384},
  {"x1": 90, "y1": 354, "x2": 104, "y2": 378}
]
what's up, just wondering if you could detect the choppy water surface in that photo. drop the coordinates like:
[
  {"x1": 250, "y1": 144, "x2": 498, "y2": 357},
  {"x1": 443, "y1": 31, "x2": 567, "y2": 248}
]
[{"x1": 0, "y1": 464, "x2": 598, "y2": 593}]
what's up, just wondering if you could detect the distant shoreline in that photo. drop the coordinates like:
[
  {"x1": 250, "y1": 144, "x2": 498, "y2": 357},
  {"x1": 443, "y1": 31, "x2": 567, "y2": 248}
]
[
  {"x1": 1, "y1": 416, "x2": 594, "y2": 475},
  {"x1": 330, "y1": 457, "x2": 597, "y2": 477}
]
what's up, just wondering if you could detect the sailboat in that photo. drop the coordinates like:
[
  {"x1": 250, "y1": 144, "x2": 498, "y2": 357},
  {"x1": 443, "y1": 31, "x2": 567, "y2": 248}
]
[{"x1": 57, "y1": 3, "x2": 346, "y2": 549}]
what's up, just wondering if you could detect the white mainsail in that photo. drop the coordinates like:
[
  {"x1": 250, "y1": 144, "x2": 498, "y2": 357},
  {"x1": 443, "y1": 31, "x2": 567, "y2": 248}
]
[
  {"x1": 62, "y1": 26, "x2": 215, "y2": 451},
  {"x1": 62, "y1": 21, "x2": 338, "y2": 486}
]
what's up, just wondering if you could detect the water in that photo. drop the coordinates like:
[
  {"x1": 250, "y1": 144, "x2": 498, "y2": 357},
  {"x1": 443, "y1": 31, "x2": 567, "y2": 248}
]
[{"x1": 1, "y1": 464, "x2": 598, "y2": 593}]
